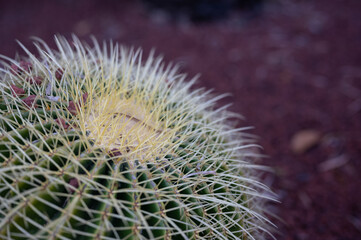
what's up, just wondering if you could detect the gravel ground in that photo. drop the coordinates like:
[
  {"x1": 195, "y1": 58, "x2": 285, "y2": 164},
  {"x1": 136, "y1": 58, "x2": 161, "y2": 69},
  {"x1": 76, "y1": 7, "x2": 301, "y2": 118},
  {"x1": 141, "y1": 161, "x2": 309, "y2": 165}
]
[{"x1": 1, "y1": 0, "x2": 361, "y2": 239}]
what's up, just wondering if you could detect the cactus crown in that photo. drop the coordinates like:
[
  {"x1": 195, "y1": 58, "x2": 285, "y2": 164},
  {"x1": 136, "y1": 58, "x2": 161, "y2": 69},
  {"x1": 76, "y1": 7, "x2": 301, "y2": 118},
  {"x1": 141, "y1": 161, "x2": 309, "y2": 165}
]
[{"x1": 0, "y1": 36, "x2": 275, "y2": 239}]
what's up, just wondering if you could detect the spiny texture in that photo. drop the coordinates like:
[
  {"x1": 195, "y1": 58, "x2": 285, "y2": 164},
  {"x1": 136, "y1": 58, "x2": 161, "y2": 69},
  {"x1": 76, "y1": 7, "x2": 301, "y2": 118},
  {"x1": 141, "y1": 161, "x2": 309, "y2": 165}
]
[{"x1": 0, "y1": 36, "x2": 275, "y2": 240}]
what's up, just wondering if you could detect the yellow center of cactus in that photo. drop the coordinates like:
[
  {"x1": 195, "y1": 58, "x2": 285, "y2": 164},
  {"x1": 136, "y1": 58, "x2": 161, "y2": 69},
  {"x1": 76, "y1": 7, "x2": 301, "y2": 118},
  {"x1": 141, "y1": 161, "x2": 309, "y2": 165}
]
[
  {"x1": 85, "y1": 96, "x2": 162, "y2": 152},
  {"x1": 75, "y1": 78, "x2": 176, "y2": 163}
]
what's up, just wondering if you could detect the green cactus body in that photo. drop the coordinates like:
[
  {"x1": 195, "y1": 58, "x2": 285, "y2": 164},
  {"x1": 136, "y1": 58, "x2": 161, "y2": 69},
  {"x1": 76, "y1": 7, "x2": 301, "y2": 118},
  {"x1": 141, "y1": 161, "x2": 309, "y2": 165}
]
[{"x1": 0, "y1": 36, "x2": 274, "y2": 240}]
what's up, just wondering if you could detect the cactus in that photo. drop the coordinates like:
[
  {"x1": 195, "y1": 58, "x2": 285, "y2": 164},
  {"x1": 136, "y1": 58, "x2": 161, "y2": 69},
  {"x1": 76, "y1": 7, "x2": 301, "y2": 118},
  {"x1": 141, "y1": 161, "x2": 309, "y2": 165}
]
[{"x1": 0, "y1": 36, "x2": 275, "y2": 240}]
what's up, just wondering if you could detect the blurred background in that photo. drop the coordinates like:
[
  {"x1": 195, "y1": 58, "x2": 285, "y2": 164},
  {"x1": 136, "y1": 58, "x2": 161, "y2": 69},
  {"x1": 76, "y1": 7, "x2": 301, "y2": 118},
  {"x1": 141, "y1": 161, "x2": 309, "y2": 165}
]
[{"x1": 1, "y1": 0, "x2": 360, "y2": 239}]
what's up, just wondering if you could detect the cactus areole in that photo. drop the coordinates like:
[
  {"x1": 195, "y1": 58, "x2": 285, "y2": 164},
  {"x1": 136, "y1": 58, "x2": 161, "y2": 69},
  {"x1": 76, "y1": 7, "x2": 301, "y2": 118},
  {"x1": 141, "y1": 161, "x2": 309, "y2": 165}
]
[{"x1": 0, "y1": 36, "x2": 275, "y2": 240}]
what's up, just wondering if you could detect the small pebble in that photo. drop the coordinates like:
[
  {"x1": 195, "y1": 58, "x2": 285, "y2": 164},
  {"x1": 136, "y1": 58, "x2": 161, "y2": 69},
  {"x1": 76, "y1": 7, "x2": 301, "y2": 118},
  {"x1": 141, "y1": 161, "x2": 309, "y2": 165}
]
[
  {"x1": 67, "y1": 101, "x2": 77, "y2": 115},
  {"x1": 26, "y1": 76, "x2": 43, "y2": 85},
  {"x1": 68, "y1": 178, "x2": 79, "y2": 193},
  {"x1": 22, "y1": 95, "x2": 37, "y2": 108},
  {"x1": 10, "y1": 61, "x2": 32, "y2": 75},
  {"x1": 19, "y1": 61, "x2": 32, "y2": 72},
  {"x1": 10, "y1": 84, "x2": 25, "y2": 96},
  {"x1": 109, "y1": 148, "x2": 122, "y2": 157},
  {"x1": 290, "y1": 130, "x2": 322, "y2": 154},
  {"x1": 55, "y1": 68, "x2": 64, "y2": 81},
  {"x1": 55, "y1": 118, "x2": 69, "y2": 129}
]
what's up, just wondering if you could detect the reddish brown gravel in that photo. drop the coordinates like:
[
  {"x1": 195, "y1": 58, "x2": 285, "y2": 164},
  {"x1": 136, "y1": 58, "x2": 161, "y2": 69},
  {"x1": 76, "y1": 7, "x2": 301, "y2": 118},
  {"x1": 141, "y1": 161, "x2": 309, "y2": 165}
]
[{"x1": 1, "y1": 0, "x2": 360, "y2": 239}]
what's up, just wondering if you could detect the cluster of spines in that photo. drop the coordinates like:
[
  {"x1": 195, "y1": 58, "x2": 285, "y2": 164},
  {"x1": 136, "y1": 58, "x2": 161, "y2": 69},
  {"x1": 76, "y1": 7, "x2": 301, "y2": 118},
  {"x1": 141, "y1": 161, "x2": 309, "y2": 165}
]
[{"x1": 0, "y1": 36, "x2": 275, "y2": 240}]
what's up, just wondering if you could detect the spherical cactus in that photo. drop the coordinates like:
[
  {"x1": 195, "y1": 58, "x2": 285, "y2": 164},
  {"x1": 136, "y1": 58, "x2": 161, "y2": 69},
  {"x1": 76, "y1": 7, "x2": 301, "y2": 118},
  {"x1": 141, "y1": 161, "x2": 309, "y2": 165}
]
[{"x1": 0, "y1": 36, "x2": 275, "y2": 240}]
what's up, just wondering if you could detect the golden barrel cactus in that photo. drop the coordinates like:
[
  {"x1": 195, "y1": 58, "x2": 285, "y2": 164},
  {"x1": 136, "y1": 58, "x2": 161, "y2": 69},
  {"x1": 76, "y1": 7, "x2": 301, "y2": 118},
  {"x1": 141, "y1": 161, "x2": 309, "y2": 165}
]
[{"x1": 0, "y1": 36, "x2": 275, "y2": 240}]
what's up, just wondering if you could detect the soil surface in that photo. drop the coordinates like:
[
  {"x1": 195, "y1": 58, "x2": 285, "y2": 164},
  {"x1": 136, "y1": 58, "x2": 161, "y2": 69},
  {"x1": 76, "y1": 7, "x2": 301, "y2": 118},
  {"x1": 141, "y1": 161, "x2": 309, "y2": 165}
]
[{"x1": 1, "y1": 0, "x2": 361, "y2": 239}]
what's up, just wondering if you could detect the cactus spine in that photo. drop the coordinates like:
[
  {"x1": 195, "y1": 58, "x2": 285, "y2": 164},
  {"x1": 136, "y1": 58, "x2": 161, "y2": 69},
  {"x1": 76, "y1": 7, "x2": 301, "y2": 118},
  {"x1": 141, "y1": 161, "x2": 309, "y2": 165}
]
[{"x1": 0, "y1": 36, "x2": 275, "y2": 239}]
